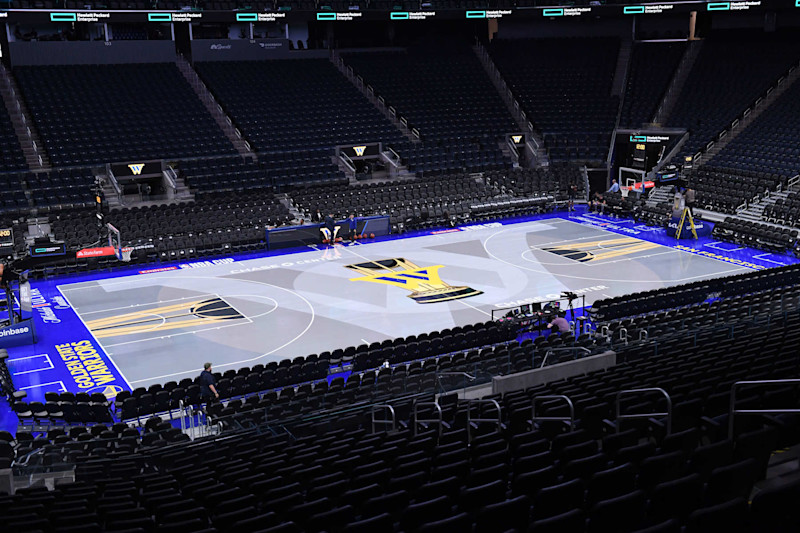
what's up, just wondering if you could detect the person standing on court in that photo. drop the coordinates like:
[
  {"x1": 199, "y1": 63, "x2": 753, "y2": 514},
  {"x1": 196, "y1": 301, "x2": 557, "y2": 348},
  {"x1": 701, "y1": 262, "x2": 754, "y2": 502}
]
[
  {"x1": 323, "y1": 213, "x2": 338, "y2": 243},
  {"x1": 685, "y1": 187, "x2": 696, "y2": 215},
  {"x1": 199, "y1": 362, "x2": 219, "y2": 402},
  {"x1": 347, "y1": 213, "x2": 358, "y2": 241},
  {"x1": 567, "y1": 184, "x2": 578, "y2": 212}
]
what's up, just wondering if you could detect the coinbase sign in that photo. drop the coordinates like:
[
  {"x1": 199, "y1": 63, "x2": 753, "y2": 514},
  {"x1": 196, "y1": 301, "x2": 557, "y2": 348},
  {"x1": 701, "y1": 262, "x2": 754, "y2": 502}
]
[{"x1": 0, "y1": 319, "x2": 36, "y2": 348}]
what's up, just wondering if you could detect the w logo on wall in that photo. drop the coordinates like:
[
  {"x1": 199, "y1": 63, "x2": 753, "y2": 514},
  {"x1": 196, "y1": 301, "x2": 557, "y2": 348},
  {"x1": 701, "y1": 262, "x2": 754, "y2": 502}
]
[
  {"x1": 512, "y1": 135, "x2": 523, "y2": 144},
  {"x1": 346, "y1": 258, "x2": 482, "y2": 304},
  {"x1": 128, "y1": 164, "x2": 145, "y2": 175},
  {"x1": 353, "y1": 146, "x2": 367, "y2": 157}
]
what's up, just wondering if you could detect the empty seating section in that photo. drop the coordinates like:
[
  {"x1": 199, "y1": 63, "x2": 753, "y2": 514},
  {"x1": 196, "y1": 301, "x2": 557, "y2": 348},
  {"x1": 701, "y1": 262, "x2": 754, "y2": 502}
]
[
  {"x1": 24, "y1": 167, "x2": 96, "y2": 212},
  {"x1": 194, "y1": 59, "x2": 406, "y2": 155},
  {"x1": 0, "y1": 104, "x2": 27, "y2": 172},
  {"x1": 342, "y1": 45, "x2": 515, "y2": 173},
  {"x1": 765, "y1": 192, "x2": 800, "y2": 228},
  {"x1": 619, "y1": 41, "x2": 686, "y2": 128},
  {"x1": 708, "y1": 80, "x2": 800, "y2": 178},
  {"x1": 343, "y1": 46, "x2": 516, "y2": 141},
  {"x1": 181, "y1": 153, "x2": 346, "y2": 193},
  {"x1": 712, "y1": 217, "x2": 797, "y2": 254},
  {"x1": 590, "y1": 262, "x2": 800, "y2": 322},
  {"x1": 0, "y1": 173, "x2": 28, "y2": 218},
  {"x1": 14, "y1": 63, "x2": 236, "y2": 166},
  {"x1": 395, "y1": 138, "x2": 510, "y2": 175},
  {"x1": 290, "y1": 173, "x2": 498, "y2": 228},
  {"x1": 690, "y1": 167, "x2": 781, "y2": 213},
  {"x1": 489, "y1": 38, "x2": 620, "y2": 162},
  {"x1": 5, "y1": 306, "x2": 799, "y2": 532},
  {"x1": 485, "y1": 164, "x2": 584, "y2": 201},
  {"x1": 48, "y1": 190, "x2": 288, "y2": 268},
  {"x1": 666, "y1": 36, "x2": 800, "y2": 160}
]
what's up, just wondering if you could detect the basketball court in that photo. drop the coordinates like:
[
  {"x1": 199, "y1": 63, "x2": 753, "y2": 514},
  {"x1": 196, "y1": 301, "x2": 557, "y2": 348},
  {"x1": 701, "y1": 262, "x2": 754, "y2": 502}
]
[{"x1": 30, "y1": 213, "x2": 761, "y2": 390}]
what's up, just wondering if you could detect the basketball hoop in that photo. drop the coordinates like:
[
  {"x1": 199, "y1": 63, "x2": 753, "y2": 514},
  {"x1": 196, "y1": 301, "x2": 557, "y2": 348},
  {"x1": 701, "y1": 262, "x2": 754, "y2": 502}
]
[{"x1": 120, "y1": 247, "x2": 132, "y2": 262}]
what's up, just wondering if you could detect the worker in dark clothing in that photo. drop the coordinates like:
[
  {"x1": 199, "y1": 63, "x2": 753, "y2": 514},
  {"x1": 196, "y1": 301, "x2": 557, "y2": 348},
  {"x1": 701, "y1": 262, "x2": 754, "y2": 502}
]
[
  {"x1": 321, "y1": 213, "x2": 339, "y2": 244},
  {"x1": 347, "y1": 214, "x2": 358, "y2": 241},
  {"x1": 199, "y1": 362, "x2": 219, "y2": 401}
]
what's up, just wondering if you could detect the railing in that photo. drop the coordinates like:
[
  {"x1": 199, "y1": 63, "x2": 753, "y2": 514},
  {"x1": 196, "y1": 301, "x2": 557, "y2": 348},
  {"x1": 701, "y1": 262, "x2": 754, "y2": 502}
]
[
  {"x1": 412, "y1": 400, "x2": 443, "y2": 437},
  {"x1": 164, "y1": 166, "x2": 178, "y2": 198},
  {"x1": 615, "y1": 387, "x2": 672, "y2": 434},
  {"x1": 381, "y1": 148, "x2": 401, "y2": 169},
  {"x1": 532, "y1": 395, "x2": 574, "y2": 431},
  {"x1": 540, "y1": 347, "x2": 591, "y2": 368},
  {"x1": 371, "y1": 404, "x2": 396, "y2": 433},
  {"x1": 466, "y1": 399, "x2": 502, "y2": 441},
  {"x1": 105, "y1": 165, "x2": 123, "y2": 204},
  {"x1": 339, "y1": 153, "x2": 356, "y2": 174},
  {"x1": 435, "y1": 371, "x2": 477, "y2": 395},
  {"x1": 474, "y1": 40, "x2": 539, "y2": 158},
  {"x1": 728, "y1": 379, "x2": 800, "y2": 439},
  {"x1": 506, "y1": 136, "x2": 520, "y2": 161}
]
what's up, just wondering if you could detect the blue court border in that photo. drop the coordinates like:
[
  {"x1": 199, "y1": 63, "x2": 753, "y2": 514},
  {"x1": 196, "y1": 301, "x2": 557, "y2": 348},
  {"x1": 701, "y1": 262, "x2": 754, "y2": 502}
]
[{"x1": 1, "y1": 207, "x2": 797, "y2": 434}]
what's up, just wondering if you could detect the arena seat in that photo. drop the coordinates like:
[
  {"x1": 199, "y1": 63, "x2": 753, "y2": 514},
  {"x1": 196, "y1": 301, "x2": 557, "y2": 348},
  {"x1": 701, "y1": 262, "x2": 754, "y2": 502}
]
[
  {"x1": 194, "y1": 58, "x2": 407, "y2": 155},
  {"x1": 619, "y1": 41, "x2": 687, "y2": 128},
  {"x1": 489, "y1": 37, "x2": 620, "y2": 162},
  {"x1": 14, "y1": 63, "x2": 237, "y2": 166},
  {"x1": 667, "y1": 34, "x2": 800, "y2": 161}
]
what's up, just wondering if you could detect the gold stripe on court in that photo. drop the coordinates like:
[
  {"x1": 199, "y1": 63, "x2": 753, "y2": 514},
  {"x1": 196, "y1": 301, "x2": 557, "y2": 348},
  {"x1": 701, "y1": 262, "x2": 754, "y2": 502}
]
[{"x1": 542, "y1": 237, "x2": 660, "y2": 263}]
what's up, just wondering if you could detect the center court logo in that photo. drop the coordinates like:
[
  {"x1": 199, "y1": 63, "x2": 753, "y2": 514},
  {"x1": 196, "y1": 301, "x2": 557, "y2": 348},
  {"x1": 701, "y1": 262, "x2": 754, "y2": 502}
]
[
  {"x1": 346, "y1": 258, "x2": 482, "y2": 304},
  {"x1": 352, "y1": 146, "x2": 367, "y2": 157},
  {"x1": 128, "y1": 164, "x2": 145, "y2": 175}
]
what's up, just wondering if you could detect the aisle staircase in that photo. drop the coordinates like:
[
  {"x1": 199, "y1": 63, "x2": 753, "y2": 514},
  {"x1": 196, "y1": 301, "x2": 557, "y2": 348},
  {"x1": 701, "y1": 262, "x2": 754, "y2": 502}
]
[
  {"x1": 611, "y1": 39, "x2": 633, "y2": 97},
  {"x1": 473, "y1": 41, "x2": 548, "y2": 167},
  {"x1": 175, "y1": 55, "x2": 254, "y2": 159},
  {"x1": 645, "y1": 185, "x2": 674, "y2": 207},
  {"x1": 330, "y1": 49, "x2": 418, "y2": 143},
  {"x1": 652, "y1": 40, "x2": 703, "y2": 125},
  {"x1": 694, "y1": 63, "x2": 800, "y2": 167}
]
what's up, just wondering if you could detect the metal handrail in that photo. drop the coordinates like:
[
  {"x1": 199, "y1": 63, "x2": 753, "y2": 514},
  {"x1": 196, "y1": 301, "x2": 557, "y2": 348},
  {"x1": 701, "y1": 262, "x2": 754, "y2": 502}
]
[
  {"x1": 616, "y1": 387, "x2": 672, "y2": 434},
  {"x1": 370, "y1": 404, "x2": 396, "y2": 434},
  {"x1": 532, "y1": 395, "x2": 574, "y2": 431},
  {"x1": 187, "y1": 403, "x2": 195, "y2": 440},
  {"x1": 412, "y1": 400, "x2": 443, "y2": 437},
  {"x1": 728, "y1": 379, "x2": 800, "y2": 438},
  {"x1": 435, "y1": 371, "x2": 476, "y2": 394},
  {"x1": 467, "y1": 399, "x2": 502, "y2": 441},
  {"x1": 339, "y1": 153, "x2": 356, "y2": 173},
  {"x1": 179, "y1": 399, "x2": 186, "y2": 435}
]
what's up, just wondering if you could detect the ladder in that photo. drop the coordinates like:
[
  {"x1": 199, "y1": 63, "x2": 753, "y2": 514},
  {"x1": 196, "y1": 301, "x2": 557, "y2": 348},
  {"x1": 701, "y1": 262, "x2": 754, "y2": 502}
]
[{"x1": 675, "y1": 207, "x2": 698, "y2": 240}]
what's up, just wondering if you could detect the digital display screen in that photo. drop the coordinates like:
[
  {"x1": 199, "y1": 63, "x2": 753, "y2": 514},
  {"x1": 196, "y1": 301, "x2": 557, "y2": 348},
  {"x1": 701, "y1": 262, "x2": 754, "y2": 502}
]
[
  {"x1": 0, "y1": 228, "x2": 12, "y2": 247},
  {"x1": 30, "y1": 243, "x2": 67, "y2": 257}
]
